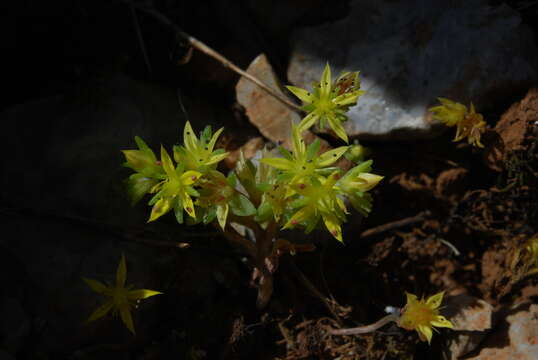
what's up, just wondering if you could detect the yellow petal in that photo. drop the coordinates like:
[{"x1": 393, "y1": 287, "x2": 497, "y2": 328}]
[
  {"x1": 183, "y1": 121, "x2": 198, "y2": 151},
  {"x1": 87, "y1": 301, "x2": 114, "y2": 323},
  {"x1": 206, "y1": 152, "x2": 229, "y2": 166},
  {"x1": 216, "y1": 203, "x2": 229, "y2": 230},
  {"x1": 180, "y1": 170, "x2": 202, "y2": 185},
  {"x1": 259, "y1": 157, "x2": 294, "y2": 170},
  {"x1": 326, "y1": 114, "x2": 348, "y2": 143},
  {"x1": 83, "y1": 278, "x2": 109, "y2": 295},
  {"x1": 322, "y1": 213, "x2": 343, "y2": 242},
  {"x1": 116, "y1": 254, "x2": 127, "y2": 288},
  {"x1": 431, "y1": 315, "x2": 453, "y2": 329},
  {"x1": 181, "y1": 193, "x2": 196, "y2": 218},
  {"x1": 119, "y1": 305, "x2": 136, "y2": 334},
  {"x1": 426, "y1": 291, "x2": 444, "y2": 309},
  {"x1": 291, "y1": 125, "x2": 305, "y2": 155},
  {"x1": 160, "y1": 146, "x2": 176, "y2": 178},
  {"x1": 317, "y1": 146, "x2": 349, "y2": 167},
  {"x1": 297, "y1": 112, "x2": 320, "y2": 133},
  {"x1": 148, "y1": 197, "x2": 172, "y2": 222},
  {"x1": 405, "y1": 292, "x2": 418, "y2": 305},
  {"x1": 128, "y1": 289, "x2": 163, "y2": 300},
  {"x1": 286, "y1": 85, "x2": 314, "y2": 104},
  {"x1": 207, "y1": 127, "x2": 224, "y2": 153},
  {"x1": 355, "y1": 173, "x2": 384, "y2": 192},
  {"x1": 282, "y1": 207, "x2": 309, "y2": 230},
  {"x1": 417, "y1": 324, "x2": 433, "y2": 344},
  {"x1": 320, "y1": 63, "x2": 332, "y2": 97}
]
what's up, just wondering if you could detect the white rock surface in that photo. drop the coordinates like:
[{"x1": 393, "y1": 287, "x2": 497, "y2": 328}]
[{"x1": 288, "y1": 0, "x2": 538, "y2": 139}]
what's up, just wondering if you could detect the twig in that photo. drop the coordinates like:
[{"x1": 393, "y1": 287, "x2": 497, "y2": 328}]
[
  {"x1": 359, "y1": 210, "x2": 431, "y2": 239},
  {"x1": 286, "y1": 257, "x2": 344, "y2": 326},
  {"x1": 439, "y1": 238, "x2": 461, "y2": 256},
  {"x1": 329, "y1": 314, "x2": 399, "y2": 336},
  {"x1": 129, "y1": 2, "x2": 152, "y2": 74},
  {"x1": 124, "y1": 1, "x2": 302, "y2": 112},
  {"x1": 0, "y1": 206, "x2": 196, "y2": 249}
]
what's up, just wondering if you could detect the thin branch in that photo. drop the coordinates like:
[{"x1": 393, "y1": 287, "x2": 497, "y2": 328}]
[
  {"x1": 359, "y1": 210, "x2": 431, "y2": 239},
  {"x1": 129, "y1": 2, "x2": 153, "y2": 74},
  {"x1": 286, "y1": 257, "x2": 344, "y2": 326},
  {"x1": 1, "y1": 206, "x2": 194, "y2": 249},
  {"x1": 124, "y1": 1, "x2": 302, "y2": 112},
  {"x1": 329, "y1": 314, "x2": 399, "y2": 336}
]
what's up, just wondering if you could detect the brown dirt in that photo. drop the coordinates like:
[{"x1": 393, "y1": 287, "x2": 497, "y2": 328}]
[{"x1": 210, "y1": 88, "x2": 537, "y2": 360}]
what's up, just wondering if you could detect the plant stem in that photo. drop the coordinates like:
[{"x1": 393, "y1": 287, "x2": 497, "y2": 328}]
[
  {"x1": 329, "y1": 314, "x2": 400, "y2": 336},
  {"x1": 123, "y1": 1, "x2": 302, "y2": 112}
]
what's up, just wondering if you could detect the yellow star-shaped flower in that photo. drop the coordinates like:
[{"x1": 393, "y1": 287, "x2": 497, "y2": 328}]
[
  {"x1": 287, "y1": 64, "x2": 365, "y2": 143},
  {"x1": 83, "y1": 255, "x2": 162, "y2": 334},
  {"x1": 260, "y1": 126, "x2": 348, "y2": 188},
  {"x1": 429, "y1": 98, "x2": 486, "y2": 148},
  {"x1": 398, "y1": 291, "x2": 453, "y2": 344},
  {"x1": 174, "y1": 121, "x2": 229, "y2": 172}
]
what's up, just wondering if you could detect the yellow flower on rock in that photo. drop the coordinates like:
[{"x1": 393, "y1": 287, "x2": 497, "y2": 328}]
[
  {"x1": 429, "y1": 98, "x2": 486, "y2": 148},
  {"x1": 398, "y1": 291, "x2": 453, "y2": 344},
  {"x1": 287, "y1": 64, "x2": 365, "y2": 143},
  {"x1": 83, "y1": 255, "x2": 162, "y2": 334}
]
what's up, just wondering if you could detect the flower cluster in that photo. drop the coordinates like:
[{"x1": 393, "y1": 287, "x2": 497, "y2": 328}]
[
  {"x1": 122, "y1": 118, "x2": 382, "y2": 242},
  {"x1": 287, "y1": 63, "x2": 365, "y2": 143},
  {"x1": 429, "y1": 98, "x2": 486, "y2": 147}
]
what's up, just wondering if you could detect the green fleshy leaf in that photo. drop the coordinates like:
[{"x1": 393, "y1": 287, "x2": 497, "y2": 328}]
[
  {"x1": 148, "y1": 191, "x2": 162, "y2": 206},
  {"x1": 317, "y1": 146, "x2": 349, "y2": 167},
  {"x1": 278, "y1": 146, "x2": 294, "y2": 160},
  {"x1": 174, "y1": 197, "x2": 184, "y2": 224},
  {"x1": 227, "y1": 172, "x2": 237, "y2": 187},
  {"x1": 229, "y1": 194, "x2": 256, "y2": 216},
  {"x1": 255, "y1": 201, "x2": 272, "y2": 222},
  {"x1": 216, "y1": 204, "x2": 229, "y2": 230},
  {"x1": 306, "y1": 139, "x2": 321, "y2": 160},
  {"x1": 126, "y1": 174, "x2": 157, "y2": 205},
  {"x1": 256, "y1": 183, "x2": 272, "y2": 192},
  {"x1": 203, "y1": 207, "x2": 217, "y2": 224},
  {"x1": 201, "y1": 125, "x2": 212, "y2": 144},
  {"x1": 352, "y1": 159, "x2": 373, "y2": 173}
]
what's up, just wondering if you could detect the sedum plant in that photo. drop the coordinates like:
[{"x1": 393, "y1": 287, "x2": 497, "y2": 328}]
[
  {"x1": 120, "y1": 65, "x2": 382, "y2": 307},
  {"x1": 83, "y1": 255, "x2": 162, "y2": 334},
  {"x1": 429, "y1": 98, "x2": 486, "y2": 147},
  {"x1": 287, "y1": 63, "x2": 365, "y2": 143}
]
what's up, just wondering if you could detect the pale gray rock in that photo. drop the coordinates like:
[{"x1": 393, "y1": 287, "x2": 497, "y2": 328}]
[
  {"x1": 465, "y1": 302, "x2": 538, "y2": 360},
  {"x1": 442, "y1": 294, "x2": 493, "y2": 360},
  {"x1": 288, "y1": 0, "x2": 538, "y2": 139}
]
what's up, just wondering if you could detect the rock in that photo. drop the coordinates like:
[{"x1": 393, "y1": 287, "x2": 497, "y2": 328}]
[
  {"x1": 0, "y1": 74, "x2": 214, "y2": 354},
  {"x1": 236, "y1": 53, "x2": 302, "y2": 147},
  {"x1": 494, "y1": 87, "x2": 538, "y2": 153},
  {"x1": 465, "y1": 302, "x2": 538, "y2": 360},
  {"x1": 236, "y1": 53, "x2": 335, "y2": 156},
  {"x1": 484, "y1": 88, "x2": 537, "y2": 171},
  {"x1": 0, "y1": 74, "x2": 222, "y2": 227},
  {"x1": 288, "y1": 0, "x2": 538, "y2": 140},
  {"x1": 442, "y1": 294, "x2": 493, "y2": 360}
]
